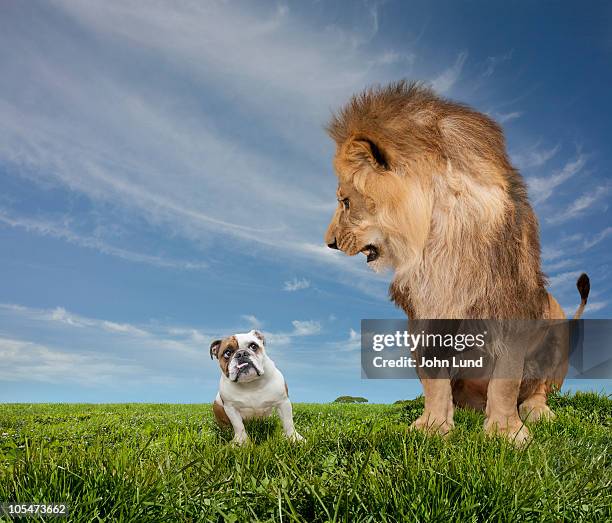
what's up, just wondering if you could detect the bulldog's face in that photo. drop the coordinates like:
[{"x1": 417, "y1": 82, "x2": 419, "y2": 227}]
[{"x1": 210, "y1": 330, "x2": 267, "y2": 383}]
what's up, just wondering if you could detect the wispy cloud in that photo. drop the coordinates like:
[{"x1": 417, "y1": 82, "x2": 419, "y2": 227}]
[
  {"x1": 582, "y1": 227, "x2": 612, "y2": 250},
  {"x1": 0, "y1": 302, "x2": 330, "y2": 388},
  {"x1": 512, "y1": 144, "x2": 560, "y2": 170},
  {"x1": 324, "y1": 328, "x2": 361, "y2": 353},
  {"x1": 431, "y1": 51, "x2": 468, "y2": 93},
  {"x1": 559, "y1": 300, "x2": 608, "y2": 316},
  {"x1": 548, "y1": 270, "x2": 584, "y2": 290},
  {"x1": 547, "y1": 184, "x2": 610, "y2": 224},
  {"x1": 527, "y1": 153, "x2": 586, "y2": 203},
  {"x1": 0, "y1": 0, "x2": 417, "y2": 298},
  {"x1": 242, "y1": 315, "x2": 262, "y2": 330},
  {"x1": 0, "y1": 337, "x2": 150, "y2": 386},
  {"x1": 0, "y1": 211, "x2": 208, "y2": 270},
  {"x1": 541, "y1": 245, "x2": 564, "y2": 261},
  {"x1": 291, "y1": 320, "x2": 322, "y2": 336},
  {"x1": 543, "y1": 258, "x2": 579, "y2": 272},
  {"x1": 584, "y1": 301, "x2": 608, "y2": 313},
  {"x1": 481, "y1": 50, "x2": 513, "y2": 77},
  {"x1": 495, "y1": 111, "x2": 523, "y2": 123},
  {"x1": 283, "y1": 277, "x2": 311, "y2": 292}
]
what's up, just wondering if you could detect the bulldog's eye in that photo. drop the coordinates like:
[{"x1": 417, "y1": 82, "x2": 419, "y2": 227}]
[
  {"x1": 249, "y1": 342, "x2": 259, "y2": 351},
  {"x1": 342, "y1": 198, "x2": 350, "y2": 210},
  {"x1": 223, "y1": 350, "x2": 231, "y2": 359}
]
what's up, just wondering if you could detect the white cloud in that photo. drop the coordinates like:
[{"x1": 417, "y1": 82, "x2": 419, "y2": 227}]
[
  {"x1": 0, "y1": 0, "x2": 418, "y2": 298},
  {"x1": 431, "y1": 51, "x2": 468, "y2": 93},
  {"x1": 242, "y1": 315, "x2": 262, "y2": 329},
  {"x1": 547, "y1": 184, "x2": 610, "y2": 224},
  {"x1": 512, "y1": 144, "x2": 560, "y2": 170},
  {"x1": 324, "y1": 328, "x2": 361, "y2": 353},
  {"x1": 543, "y1": 259, "x2": 578, "y2": 272},
  {"x1": 559, "y1": 300, "x2": 608, "y2": 317},
  {"x1": 541, "y1": 245, "x2": 564, "y2": 261},
  {"x1": 481, "y1": 50, "x2": 513, "y2": 77},
  {"x1": 495, "y1": 111, "x2": 523, "y2": 123},
  {"x1": 0, "y1": 211, "x2": 208, "y2": 270},
  {"x1": 585, "y1": 301, "x2": 608, "y2": 313},
  {"x1": 527, "y1": 153, "x2": 586, "y2": 204},
  {"x1": 0, "y1": 302, "x2": 236, "y2": 387},
  {"x1": 0, "y1": 337, "x2": 149, "y2": 386},
  {"x1": 50, "y1": 306, "x2": 81, "y2": 327},
  {"x1": 101, "y1": 321, "x2": 148, "y2": 337},
  {"x1": 582, "y1": 227, "x2": 612, "y2": 250},
  {"x1": 548, "y1": 270, "x2": 584, "y2": 289},
  {"x1": 291, "y1": 320, "x2": 322, "y2": 336},
  {"x1": 283, "y1": 277, "x2": 311, "y2": 292}
]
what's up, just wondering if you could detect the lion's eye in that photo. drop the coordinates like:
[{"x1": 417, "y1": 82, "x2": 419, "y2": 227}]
[
  {"x1": 223, "y1": 350, "x2": 231, "y2": 359},
  {"x1": 342, "y1": 198, "x2": 350, "y2": 210},
  {"x1": 249, "y1": 342, "x2": 259, "y2": 351}
]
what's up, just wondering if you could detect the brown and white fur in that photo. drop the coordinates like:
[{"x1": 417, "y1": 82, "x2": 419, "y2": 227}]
[
  {"x1": 324, "y1": 81, "x2": 590, "y2": 444},
  {"x1": 210, "y1": 330, "x2": 303, "y2": 445}
]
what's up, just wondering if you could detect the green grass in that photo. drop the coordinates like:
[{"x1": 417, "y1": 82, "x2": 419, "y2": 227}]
[{"x1": 1, "y1": 392, "x2": 611, "y2": 522}]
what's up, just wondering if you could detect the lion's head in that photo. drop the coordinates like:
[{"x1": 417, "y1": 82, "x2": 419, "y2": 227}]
[
  {"x1": 323, "y1": 81, "x2": 550, "y2": 319},
  {"x1": 324, "y1": 135, "x2": 433, "y2": 272},
  {"x1": 324, "y1": 81, "x2": 513, "y2": 278}
]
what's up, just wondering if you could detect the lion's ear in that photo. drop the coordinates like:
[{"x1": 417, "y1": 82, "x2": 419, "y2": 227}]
[{"x1": 346, "y1": 137, "x2": 390, "y2": 171}]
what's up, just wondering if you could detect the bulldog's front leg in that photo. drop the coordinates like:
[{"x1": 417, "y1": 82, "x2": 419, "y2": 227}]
[
  {"x1": 277, "y1": 398, "x2": 304, "y2": 442},
  {"x1": 223, "y1": 403, "x2": 249, "y2": 446},
  {"x1": 411, "y1": 378, "x2": 454, "y2": 436}
]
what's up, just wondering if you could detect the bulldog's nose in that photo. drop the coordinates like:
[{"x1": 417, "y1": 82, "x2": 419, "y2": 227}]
[
  {"x1": 235, "y1": 350, "x2": 249, "y2": 360},
  {"x1": 327, "y1": 238, "x2": 339, "y2": 250}
]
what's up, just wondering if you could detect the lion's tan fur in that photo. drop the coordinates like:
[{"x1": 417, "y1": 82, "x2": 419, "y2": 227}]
[
  {"x1": 327, "y1": 81, "x2": 549, "y2": 320},
  {"x1": 325, "y1": 81, "x2": 589, "y2": 442}
]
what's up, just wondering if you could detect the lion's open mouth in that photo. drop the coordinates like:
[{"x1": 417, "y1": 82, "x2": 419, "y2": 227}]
[{"x1": 361, "y1": 244, "x2": 380, "y2": 263}]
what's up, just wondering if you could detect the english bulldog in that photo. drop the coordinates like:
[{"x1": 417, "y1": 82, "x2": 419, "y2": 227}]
[{"x1": 209, "y1": 329, "x2": 304, "y2": 445}]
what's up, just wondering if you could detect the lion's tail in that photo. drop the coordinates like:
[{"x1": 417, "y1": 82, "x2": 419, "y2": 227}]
[{"x1": 573, "y1": 273, "x2": 590, "y2": 320}]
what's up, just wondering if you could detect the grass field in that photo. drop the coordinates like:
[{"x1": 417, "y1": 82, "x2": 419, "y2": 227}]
[{"x1": 1, "y1": 392, "x2": 611, "y2": 522}]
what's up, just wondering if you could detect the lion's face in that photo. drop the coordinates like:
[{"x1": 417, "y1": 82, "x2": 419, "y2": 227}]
[
  {"x1": 324, "y1": 178, "x2": 388, "y2": 270},
  {"x1": 324, "y1": 138, "x2": 433, "y2": 272}
]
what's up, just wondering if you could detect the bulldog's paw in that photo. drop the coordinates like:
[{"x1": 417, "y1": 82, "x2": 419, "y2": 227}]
[
  {"x1": 519, "y1": 401, "x2": 555, "y2": 423},
  {"x1": 410, "y1": 413, "x2": 454, "y2": 436},
  {"x1": 230, "y1": 432, "x2": 249, "y2": 446},
  {"x1": 484, "y1": 416, "x2": 530, "y2": 446},
  {"x1": 285, "y1": 431, "x2": 305, "y2": 443}
]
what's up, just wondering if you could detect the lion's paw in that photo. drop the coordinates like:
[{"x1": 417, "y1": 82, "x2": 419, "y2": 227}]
[
  {"x1": 484, "y1": 416, "x2": 530, "y2": 446},
  {"x1": 519, "y1": 401, "x2": 555, "y2": 423},
  {"x1": 410, "y1": 413, "x2": 454, "y2": 437}
]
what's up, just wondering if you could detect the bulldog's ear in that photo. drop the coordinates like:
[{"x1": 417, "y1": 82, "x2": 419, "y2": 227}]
[
  {"x1": 210, "y1": 339, "x2": 222, "y2": 360},
  {"x1": 346, "y1": 136, "x2": 390, "y2": 171},
  {"x1": 252, "y1": 330, "x2": 265, "y2": 346}
]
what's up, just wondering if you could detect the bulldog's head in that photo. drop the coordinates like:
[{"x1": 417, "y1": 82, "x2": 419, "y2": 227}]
[{"x1": 210, "y1": 330, "x2": 267, "y2": 383}]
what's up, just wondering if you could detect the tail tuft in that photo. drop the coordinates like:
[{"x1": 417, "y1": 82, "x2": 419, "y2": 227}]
[{"x1": 576, "y1": 273, "x2": 590, "y2": 303}]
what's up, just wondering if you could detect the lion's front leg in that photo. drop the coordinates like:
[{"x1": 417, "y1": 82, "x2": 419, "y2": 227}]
[
  {"x1": 411, "y1": 378, "x2": 454, "y2": 436},
  {"x1": 483, "y1": 335, "x2": 530, "y2": 444},
  {"x1": 519, "y1": 382, "x2": 555, "y2": 422},
  {"x1": 485, "y1": 378, "x2": 529, "y2": 444}
]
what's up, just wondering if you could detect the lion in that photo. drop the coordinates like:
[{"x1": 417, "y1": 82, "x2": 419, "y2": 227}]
[{"x1": 324, "y1": 81, "x2": 590, "y2": 443}]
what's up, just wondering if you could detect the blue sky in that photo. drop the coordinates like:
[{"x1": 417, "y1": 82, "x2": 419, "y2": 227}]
[{"x1": 1, "y1": 0, "x2": 610, "y2": 403}]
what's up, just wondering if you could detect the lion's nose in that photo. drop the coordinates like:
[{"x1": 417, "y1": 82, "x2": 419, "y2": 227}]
[{"x1": 327, "y1": 238, "x2": 339, "y2": 250}]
